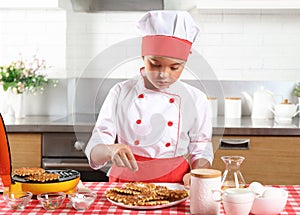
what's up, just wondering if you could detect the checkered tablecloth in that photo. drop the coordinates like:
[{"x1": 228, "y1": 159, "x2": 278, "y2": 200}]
[{"x1": 0, "y1": 181, "x2": 300, "y2": 214}]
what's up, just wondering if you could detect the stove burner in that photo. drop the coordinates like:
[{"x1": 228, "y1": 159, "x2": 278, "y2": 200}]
[{"x1": 12, "y1": 169, "x2": 80, "y2": 184}]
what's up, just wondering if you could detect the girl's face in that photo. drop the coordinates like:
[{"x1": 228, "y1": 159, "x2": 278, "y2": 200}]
[{"x1": 143, "y1": 56, "x2": 186, "y2": 90}]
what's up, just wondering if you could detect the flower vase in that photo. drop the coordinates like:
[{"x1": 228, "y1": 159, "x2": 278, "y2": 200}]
[{"x1": 11, "y1": 93, "x2": 25, "y2": 119}]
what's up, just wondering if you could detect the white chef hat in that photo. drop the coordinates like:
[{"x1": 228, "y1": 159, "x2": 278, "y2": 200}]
[{"x1": 137, "y1": 10, "x2": 200, "y2": 61}]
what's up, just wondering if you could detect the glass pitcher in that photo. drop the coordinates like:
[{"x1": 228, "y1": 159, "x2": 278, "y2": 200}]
[{"x1": 221, "y1": 156, "x2": 246, "y2": 190}]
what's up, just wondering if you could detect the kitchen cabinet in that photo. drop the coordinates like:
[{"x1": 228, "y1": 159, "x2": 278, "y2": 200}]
[
  {"x1": 212, "y1": 135, "x2": 300, "y2": 185},
  {"x1": 7, "y1": 133, "x2": 42, "y2": 172}
]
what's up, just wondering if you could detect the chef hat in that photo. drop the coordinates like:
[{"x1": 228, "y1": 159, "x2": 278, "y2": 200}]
[{"x1": 137, "y1": 10, "x2": 200, "y2": 61}]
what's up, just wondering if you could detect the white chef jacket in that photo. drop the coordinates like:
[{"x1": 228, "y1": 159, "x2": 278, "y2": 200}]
[{"x1": 85, "y1": 69, "x2": 214, "y2": 170}]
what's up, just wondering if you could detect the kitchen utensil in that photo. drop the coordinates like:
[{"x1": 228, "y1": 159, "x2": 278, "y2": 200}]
[
  {"x1": 0, "y1": 113, "x2": 25, "y2": 194},
  {"x1": 106, "y1": 183, "x2": 188, "y2": 210},
  {"x1": 0, "y1": 113, "x2": 12, "y2": 187},
  {"x1": 214, "y1": 188, "x2": 256, "y2": 215},
  {"x1": 270, "y1": 99, "x2": 300, "y2": 120},
  {"x1": 221, "y1": 156, "x2": 246, "y2": 190},
  {"x1": 37, "y1": 192, "x2": 66, "y2": 210},
  {"x1": 190, "y1": 169, "x2": 222, "y2": 215},
  {"x1": 250, "y1": 187, "x2": 288, "y2": 215},
  {"x1": 3, "y1": 190, "x2": 33, "y2": 209},
  {"x1": 68, "y1": 191, "x2": 97, "y2": 211},
  {"x1": 242, "y1": 87, "x2": 276, "y2": 119},
  {"x1": 12, "y1": 169, "x2": 80, "y2": 195}
]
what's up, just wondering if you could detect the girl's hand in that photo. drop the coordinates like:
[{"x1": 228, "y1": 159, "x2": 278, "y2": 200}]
[{"x1": 111, "y1": 144, "x2": 138, "y2": 172}]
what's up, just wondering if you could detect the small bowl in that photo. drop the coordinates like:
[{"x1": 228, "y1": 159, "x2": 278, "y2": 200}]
[
  {"x1": 37, "y1": 192, "x2": 66, "y2": 210},
  {"x1": 250, "y1": 187, "x2": 288, "y2": 215},
  {"x1": 68, "y1": 191, "x2": 97, "y2": 211},
  {"x1": 3, "y1": 191, "x2": 33, "y2": 209}
]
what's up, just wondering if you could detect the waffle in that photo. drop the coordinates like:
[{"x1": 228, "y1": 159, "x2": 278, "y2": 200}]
[
  {"x1": 13, "y1": 167, "x2": 60, "y2": 182},
  {"x1": 105, "y1": 182, "x2": 189, "y2": 206},
  {"x1": 125, "y1": 182, "x2": 156, "y2": 192},
  {"x1": 25, "y1": 173, "x2": 60, "y2": 182},
  {"x1": 13, "y1": 167, "x2": 45, "y2": 176}
]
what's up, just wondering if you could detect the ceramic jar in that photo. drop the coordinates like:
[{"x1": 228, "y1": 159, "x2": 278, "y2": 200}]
[{"x1": 190, "y1": 169, "x2": 222, "y2": 215}]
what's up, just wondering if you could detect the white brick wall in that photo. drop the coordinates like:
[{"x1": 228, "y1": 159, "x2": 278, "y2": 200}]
[
  {"x1": 0, "y1": 8, "x2": 66, "y2": 78},
  {"x1": 65, "y1": 7, "x2": 300, "y2": 81},
  {"x1": 191, "y1": 11, "x2": 300, "y2": 81},
  {"x1": 0, "y1": 1, "x2": 300, "y2": 81}
]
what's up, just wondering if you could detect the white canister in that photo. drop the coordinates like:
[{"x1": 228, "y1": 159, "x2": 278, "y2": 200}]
[
  {"x1": 208, "y1": 97, "x2": 218, "y2": 118},
  {"x1": 224, "y1": 97, "x2": 242, "y2": 118},
  {"x1": 190, "y1": 169, "x2": 222, "y2": 215}
]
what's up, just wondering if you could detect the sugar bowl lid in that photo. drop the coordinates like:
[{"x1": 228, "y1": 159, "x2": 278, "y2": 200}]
[{"x1": 280, "y1": 99, "x2": 292, "y2": 104}]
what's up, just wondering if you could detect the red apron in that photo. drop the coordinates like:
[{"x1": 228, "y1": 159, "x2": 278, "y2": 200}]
[{"x1": 109, "y1": 154, "x2": 190, "y2": 183}]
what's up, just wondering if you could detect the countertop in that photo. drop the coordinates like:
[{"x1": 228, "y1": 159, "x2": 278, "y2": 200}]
[{"x1": 3, "y1": 114, "x2": 300, "y2": 136}]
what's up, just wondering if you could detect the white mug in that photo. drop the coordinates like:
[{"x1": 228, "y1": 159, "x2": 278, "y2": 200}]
[
  {"x1": 213, "y1": 188, "x2": 256, "y2": 215},
  {"x1": 224, "y1": 98, "x2": 242, "y2": 119}
]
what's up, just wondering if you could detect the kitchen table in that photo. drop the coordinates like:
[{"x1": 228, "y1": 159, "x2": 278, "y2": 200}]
[{"x1": 0, "y1": 182, "x2": 300, "y2": 214}]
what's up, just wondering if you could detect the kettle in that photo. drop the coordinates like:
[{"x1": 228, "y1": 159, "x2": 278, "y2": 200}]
[{"x1": 241, "y1": 87, "x2": 276, "y2": 119}]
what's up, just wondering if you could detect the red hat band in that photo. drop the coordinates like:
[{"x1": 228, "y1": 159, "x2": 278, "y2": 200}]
[{"x1": 142, "y1": 35, "x2": 192, "y2": 61}]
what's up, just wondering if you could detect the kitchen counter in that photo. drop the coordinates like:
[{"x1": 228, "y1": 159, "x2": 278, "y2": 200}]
[
  {"x1": 3, "y1": 114, "x2": 300, "y2": 136},
  {"x1": 3, "y1": 114, "x2": 95, "y2": 133}
]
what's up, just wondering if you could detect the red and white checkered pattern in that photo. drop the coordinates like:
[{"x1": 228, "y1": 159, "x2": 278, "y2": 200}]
[{"x1": 0, "y1": 180, "x2": 299, "y2": 214}]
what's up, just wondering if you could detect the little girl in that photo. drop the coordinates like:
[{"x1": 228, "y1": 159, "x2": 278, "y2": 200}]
[{"x1": 85, "y1": 10, "x2": 214, "y2": 185}]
